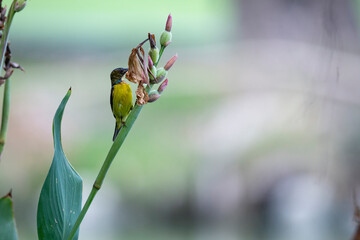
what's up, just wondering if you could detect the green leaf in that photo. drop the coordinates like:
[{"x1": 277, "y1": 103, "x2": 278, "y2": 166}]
[
  {"x1": 0, "y1": 192, "x2": 18, "y2": 240},
  {"x1": 37, "y1": 89, "x2": 83, "y2": 240}
]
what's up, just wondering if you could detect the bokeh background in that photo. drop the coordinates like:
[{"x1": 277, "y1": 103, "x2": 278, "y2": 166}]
[{"x1": 1, "y1": 0, "x2": 360, "y2": 239}]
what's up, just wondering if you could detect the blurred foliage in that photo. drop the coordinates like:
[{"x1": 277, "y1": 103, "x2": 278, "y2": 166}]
[
  {"x1": 0, "y1": 193, "x2": 18, "y2": 240},
  {"x1": 0, "y1": 0, "x2": 232, "y2": 239},
  {"x1": 2, "y1": 0, "x2": 356, "y2": 239},
  {"x1": 7, "y1": 0, "x2": 235, "y2": 56}
]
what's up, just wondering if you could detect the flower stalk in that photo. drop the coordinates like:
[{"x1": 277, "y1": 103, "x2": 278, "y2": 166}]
[
  {"x1": 0, "y1": 1, "x2": 23, "y2": 156},
  {"x1": 0, "y1": 77, "x2": 10, "y2": 155},
  {"x1": 67, "y1": 14, "x2": 175, "y2": 240},
  {"x1": 67, "y1": 102, "x2": 145, "y2": 240}
]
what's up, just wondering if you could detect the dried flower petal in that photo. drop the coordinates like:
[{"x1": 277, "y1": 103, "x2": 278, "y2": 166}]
[
  {"x1": 148, "y1": 33, "x2": 156, "y2": 49},
  {"x1": 139, "y1": 46, "x2": 145, "y2": 58},
  {"x1": 125, "y1": 38, "x2": 149, "y2": 84},
  {"x1": 5, "y1": 69, "x2": 13, "y2": 79},
  {"x1": 1, "y1": 6, "x2": 6, "y2": 21},
  {"x1": 135, "y1": 82, "x2": 149, "y2": 105},
  {"x1": 0, "y1": 69, "x2": 14, "y2": 80},
  {"x1": 141, "y1": 49, "x2": 149, "y2": 85},
  {"x1": 10, "y1": 62, "x2": 25, "y2": 71},
  {"x1": 125, "y1": 48, "x2": 144, "y2": 84}
]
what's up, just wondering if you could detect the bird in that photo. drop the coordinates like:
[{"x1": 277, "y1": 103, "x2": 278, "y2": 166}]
[{"x1": 110, "y1": 67, "x2": 133, "y2": 141}]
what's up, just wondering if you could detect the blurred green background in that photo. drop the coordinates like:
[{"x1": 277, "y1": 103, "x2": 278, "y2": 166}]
[{"x1": 1, "y1": 0, "x2": 360, "y2": 239}]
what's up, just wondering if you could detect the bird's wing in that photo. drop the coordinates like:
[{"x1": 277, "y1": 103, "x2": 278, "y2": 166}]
[{"x1": 110, "y1": 86, "x2": 115, "y2": 117}]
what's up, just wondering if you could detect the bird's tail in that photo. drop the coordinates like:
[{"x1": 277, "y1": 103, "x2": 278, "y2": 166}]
[{"x1": 113, "y1": 122, "x2": 122, "y2": 141}]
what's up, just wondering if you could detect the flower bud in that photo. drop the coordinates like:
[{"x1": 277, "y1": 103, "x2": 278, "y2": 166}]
[
  {"x1": 148, "y1": 56, "x2": 157, "y2": 83},
  {"x1": 148, "y1": 33, "x2": 156, "y2": 48},
  {"x1": 148, "y1": 47, "x2": 159, "y2": 64},
  {"x1": 160, "y1": 31, "x2": 172, "y2": 47},
  {"x1": 164, "y1": 54, "x2": 177, "y2": 71},
  {"x1": 158, "y1": 79, "x2": 168, "y2": 94},
  {"x1": 1, "y1": 6, "x2": 7, "y2": 19},
  {"x1": 165, "y1": 14, "x2": 172, "y2": 32},
  {"x1": 149, "y1": 68, "x2": 157, "y2": 84},
  {"x1": 148, "y1": 90, "x2": 161, "y2": 103},
  {"x1": 156, "y1": 67, "x2": 168, "y2": 82},
  {"x1": 14, "y1": 0, "x2": 26, "y2": 12}
]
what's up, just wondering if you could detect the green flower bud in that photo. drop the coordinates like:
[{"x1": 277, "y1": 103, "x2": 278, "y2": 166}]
[
  {"x1": 149, "y1": 47, "x2": 159, "y2": 64},
  {"x1": 156, "y1": 67, "x2": 168, "y2": 82},
  {"x1": 14, "y1": 0, "x2": 26, "y2": 12},
  {"x1": 148, "y1": 90, "x2": 161, "y2": 103},
  {"x1": 160, "y1": 31, "x2": 172, "y2": 47},
  {"x1": 147, "y1": 55, "x2": 156, "y2": 83},
  {"x1": 149, "y1": 66, "x2": 157, "y2": 83}
]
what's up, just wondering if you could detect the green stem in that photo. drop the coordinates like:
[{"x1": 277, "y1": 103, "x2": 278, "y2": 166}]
[
  {"x1": 0, "y1": 78, "x2": 10, "y2": 155},
  {"x1": 67, "y1": 43, "x2": 166, "y2": 239},
  {"x1": 0, "y1": 2, "x2": 15, "y2": 70},
  {"x1": 155, "y1": 45, "x2": 165, "y2": 67},
  {"x1": 67, "y1": 102, "x2": 146, "y2": 240},
  {"x1": 0, "y1": 2, "x2": 17, "y2": 157}
]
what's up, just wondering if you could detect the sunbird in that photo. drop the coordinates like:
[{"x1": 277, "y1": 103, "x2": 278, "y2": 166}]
[{"x1": 110, "y1": 68, "x2": 133, "y2": 141}]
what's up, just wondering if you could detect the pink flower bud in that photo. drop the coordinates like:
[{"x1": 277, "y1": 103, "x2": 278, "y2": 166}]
[
  {"x1": 165, "y1": 41, "x2": 172, "y2": 47},
  {"x1": 158, "y1": 79, "x2": 168, "y2": 94},
  {"x1": 15, "y1": 0, "x2": 26, "y2": 12},
  {"x1": 164, "y1": 54, "x2": 178, "y2": 71},
  {"x1": 148, "y1": 90, "x2": 161, "y2": 103},
  {"x1": 156, "y1": 67, "x2": 167, "y2": 82},
  {"x1": 165, "y1": 14, "x2": 172, "y2": 32}
]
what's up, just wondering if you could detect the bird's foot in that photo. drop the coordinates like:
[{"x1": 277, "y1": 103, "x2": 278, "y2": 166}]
[{"x1": 121, "y1": 121, "x2": 128, "y2": 128}]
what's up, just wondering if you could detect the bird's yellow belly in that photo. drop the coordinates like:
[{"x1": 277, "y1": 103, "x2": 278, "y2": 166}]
[{"x1": 112, "y1": 83, "x2": 133, "y2": 121}]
